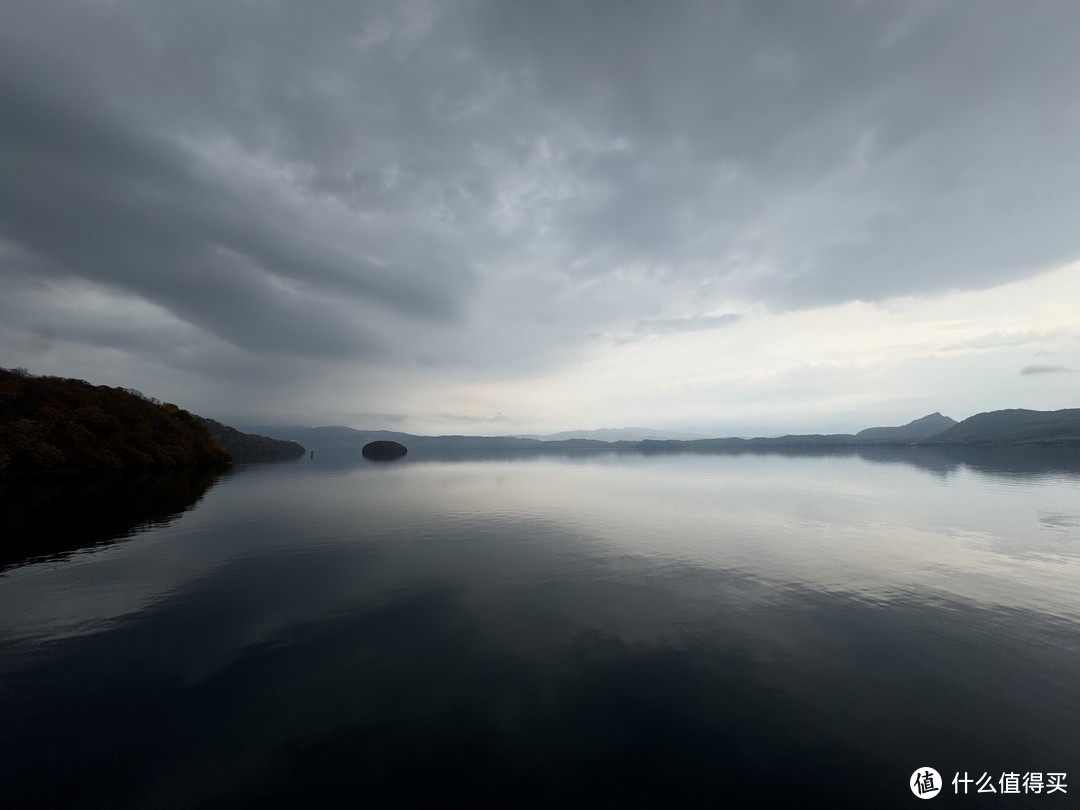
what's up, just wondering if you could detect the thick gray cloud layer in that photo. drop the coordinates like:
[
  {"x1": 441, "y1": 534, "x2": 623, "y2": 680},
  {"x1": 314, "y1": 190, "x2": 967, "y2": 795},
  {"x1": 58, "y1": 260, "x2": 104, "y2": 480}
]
[{"x1": 2, "y1": 0, "x2": 1079, "y2": 423}]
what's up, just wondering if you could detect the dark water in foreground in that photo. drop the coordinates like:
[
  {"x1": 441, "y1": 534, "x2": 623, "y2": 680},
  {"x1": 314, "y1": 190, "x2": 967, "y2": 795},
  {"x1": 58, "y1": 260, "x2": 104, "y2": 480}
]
[{"x1": 1, "y1": 448, "x2": 1078, "y2": 808}]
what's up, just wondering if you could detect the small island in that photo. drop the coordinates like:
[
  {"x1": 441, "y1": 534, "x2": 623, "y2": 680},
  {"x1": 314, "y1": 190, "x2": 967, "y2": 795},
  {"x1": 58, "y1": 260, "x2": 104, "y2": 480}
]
[{"x1": 362, "y1": 440, "x2": 408, "y2": 460}]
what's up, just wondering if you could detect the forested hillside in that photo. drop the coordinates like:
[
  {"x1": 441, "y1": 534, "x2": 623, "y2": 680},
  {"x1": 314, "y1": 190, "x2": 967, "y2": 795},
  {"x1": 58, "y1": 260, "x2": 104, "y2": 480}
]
[
  {"x1": 930, "y1": 408, "x2": 1080, "y2": 445},
  {"x1": 198, "y1": 417, "x2": 305, "y2": 462},
  {"x1": 0, "y1": 368, "x2": 231, "y2": 472}
]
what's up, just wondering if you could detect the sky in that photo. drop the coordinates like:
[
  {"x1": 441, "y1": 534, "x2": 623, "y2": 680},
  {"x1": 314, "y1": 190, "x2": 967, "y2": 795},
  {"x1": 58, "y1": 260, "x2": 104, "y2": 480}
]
[{"x1": 2, "y1": 0, "x2": 1078, "y2": 436}]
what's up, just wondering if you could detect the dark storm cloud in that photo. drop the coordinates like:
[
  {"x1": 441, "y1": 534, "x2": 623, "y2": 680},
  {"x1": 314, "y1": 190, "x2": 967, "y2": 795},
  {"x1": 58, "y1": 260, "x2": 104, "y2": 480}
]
[
  {"x1": 479, "y1": 0, "x2": 1080, "y2": 300},
  {"x1": 1020, "y1": 365, "x2": 1073, "y2": 376},
  {"x1": 2, "y1": 0, "x2": 1079, "y2": 405},
  {"x1": 0, "y1": 25, "x2": 471, "y2": 360}
]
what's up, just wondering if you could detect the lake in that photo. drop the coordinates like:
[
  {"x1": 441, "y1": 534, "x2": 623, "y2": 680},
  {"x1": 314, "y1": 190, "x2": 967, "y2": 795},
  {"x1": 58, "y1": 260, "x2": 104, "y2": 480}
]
[{"x1": 1, "y1": 447, "x2": 1078, "y2": 807}]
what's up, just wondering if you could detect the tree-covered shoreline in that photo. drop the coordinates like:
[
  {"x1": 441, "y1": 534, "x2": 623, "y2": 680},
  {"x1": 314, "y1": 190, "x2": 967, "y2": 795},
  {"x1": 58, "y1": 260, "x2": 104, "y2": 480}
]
[{"x1": 0, "y1": 368, "x2": 231, "y2": 473}]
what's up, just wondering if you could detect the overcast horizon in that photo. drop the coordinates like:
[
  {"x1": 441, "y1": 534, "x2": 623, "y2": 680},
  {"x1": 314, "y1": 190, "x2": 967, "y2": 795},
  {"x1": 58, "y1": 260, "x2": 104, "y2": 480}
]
[{"x1": 2, "y1": 1, "x2": 1078, "y2": 436}]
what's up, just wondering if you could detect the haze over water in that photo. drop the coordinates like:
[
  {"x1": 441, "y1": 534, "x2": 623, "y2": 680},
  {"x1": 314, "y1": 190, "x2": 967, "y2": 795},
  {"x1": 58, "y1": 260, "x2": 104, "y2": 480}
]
[{"x1": 2, "y1": 448, "x2": 1078, "y2": 807}]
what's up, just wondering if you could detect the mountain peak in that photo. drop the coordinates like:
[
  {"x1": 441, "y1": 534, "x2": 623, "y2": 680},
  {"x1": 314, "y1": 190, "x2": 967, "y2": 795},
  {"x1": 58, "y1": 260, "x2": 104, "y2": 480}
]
[{"x1": 856, "y1": 413, "x2": 957, "y2": 442}]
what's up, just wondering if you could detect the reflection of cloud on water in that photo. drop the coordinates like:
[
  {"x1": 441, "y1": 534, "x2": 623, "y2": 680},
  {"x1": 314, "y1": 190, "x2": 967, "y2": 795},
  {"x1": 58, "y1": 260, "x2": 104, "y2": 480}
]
[
  {"x1": 3, "y1": 523, "x2": 1080, "y2": 808},
  {"x1": 1039, "y1": 511, "x2": 1080, "y2": 532}
]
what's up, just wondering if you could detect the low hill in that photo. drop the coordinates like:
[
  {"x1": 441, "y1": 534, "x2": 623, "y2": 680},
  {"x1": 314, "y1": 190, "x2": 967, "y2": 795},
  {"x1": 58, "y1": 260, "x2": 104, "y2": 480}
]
[
  {"x1": 276, "y1": 425, "x2": 547, "y2": 452},
  {"x1": 198, "y1": 418, "x2": 305, "y2": 463},
  {"x1": 0, "y1": 368, "x2": 231, "y2": 472},
  {"x1": 856, "y1": 412, "x2": 957, "y2": 442},
  {"x1": 930, "y1": 409, "x2": 1080, "y2": 445},
  {"x1": 260, "y1": 408, "x2": 1080, "y2": 454},
  {"x1": 518, "y1": 427, "x2": 710, "y2": 442}
]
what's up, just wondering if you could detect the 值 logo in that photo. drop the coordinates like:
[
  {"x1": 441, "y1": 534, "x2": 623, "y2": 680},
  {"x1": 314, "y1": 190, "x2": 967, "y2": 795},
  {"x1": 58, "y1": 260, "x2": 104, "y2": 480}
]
[{"x1": 911, "y1": 767, "x2": 942, "y2": 799}]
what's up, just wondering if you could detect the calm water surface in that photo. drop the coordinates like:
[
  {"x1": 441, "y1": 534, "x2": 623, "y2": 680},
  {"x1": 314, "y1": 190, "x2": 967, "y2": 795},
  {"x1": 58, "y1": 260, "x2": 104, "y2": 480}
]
[{"x1": 1, "y1": 448, "x2": 1079, "y2": 807}]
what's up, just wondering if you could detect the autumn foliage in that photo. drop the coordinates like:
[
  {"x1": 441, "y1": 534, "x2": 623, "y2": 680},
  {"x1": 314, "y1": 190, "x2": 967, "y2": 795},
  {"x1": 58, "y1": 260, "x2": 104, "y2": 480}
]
[{"x1": 0, "y1": 368, "x2": 231, "y2": 472}]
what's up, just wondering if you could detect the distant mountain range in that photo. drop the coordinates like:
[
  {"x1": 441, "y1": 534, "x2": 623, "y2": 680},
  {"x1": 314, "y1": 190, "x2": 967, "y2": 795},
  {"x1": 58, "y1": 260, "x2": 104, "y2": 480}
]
[
  {"x1": 516, "y1": 427, "x2": 710, "y2": 442},
  {"x1": 931, "y1": 409, "x2": 1080, "y2": 445},
  {"x1": 855, "y1": 412, "x2": 957, "y2": 442},
  {"x1": 262, "y1": 409, "x2": 1080, "y2": 454}
]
